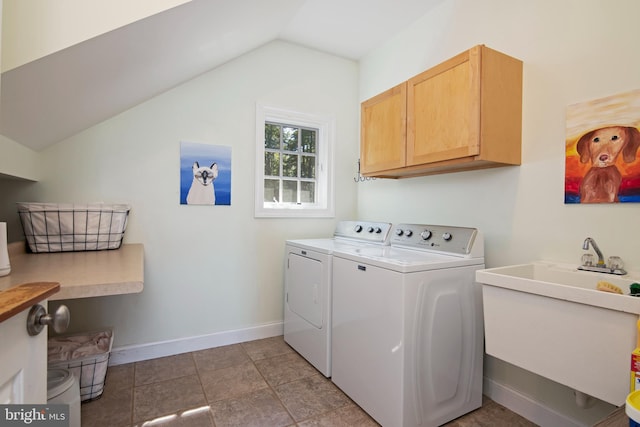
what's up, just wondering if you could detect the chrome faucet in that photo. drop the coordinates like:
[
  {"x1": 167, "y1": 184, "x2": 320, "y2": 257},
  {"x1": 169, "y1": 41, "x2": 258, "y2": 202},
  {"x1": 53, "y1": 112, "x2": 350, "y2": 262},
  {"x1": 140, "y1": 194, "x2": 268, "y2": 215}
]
[
  {"x1": 582, "y1": 237, "x2": 605, "y2": 266},
  {"x1": 578, "y1": 237, "x2": 627, "y2": 275}
]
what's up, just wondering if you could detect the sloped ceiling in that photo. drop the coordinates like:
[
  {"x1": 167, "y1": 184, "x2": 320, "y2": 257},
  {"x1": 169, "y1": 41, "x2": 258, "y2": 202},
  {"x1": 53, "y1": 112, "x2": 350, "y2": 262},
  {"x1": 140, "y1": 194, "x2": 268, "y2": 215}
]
[{"x1": 0, "y1": 0, "x2": 444, "y2": 151}]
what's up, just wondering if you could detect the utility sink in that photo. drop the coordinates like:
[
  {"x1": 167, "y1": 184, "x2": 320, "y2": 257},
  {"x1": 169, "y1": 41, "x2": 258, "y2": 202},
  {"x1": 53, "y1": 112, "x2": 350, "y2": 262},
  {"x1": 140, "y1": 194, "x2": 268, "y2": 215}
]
[
  {"x1": 477, "y1": 261, "x2": 640, "y2": 406},
  {"x1": 477, "y1": 261, "x2": 640, "y2": 314}
]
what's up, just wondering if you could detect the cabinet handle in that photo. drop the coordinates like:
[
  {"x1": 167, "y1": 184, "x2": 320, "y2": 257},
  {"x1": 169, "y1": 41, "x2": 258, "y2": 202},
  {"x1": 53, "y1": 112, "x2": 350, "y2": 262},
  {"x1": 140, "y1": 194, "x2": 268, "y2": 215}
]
[{"x1": 26, "y1": 304, "x2": 70, "y2": 336}]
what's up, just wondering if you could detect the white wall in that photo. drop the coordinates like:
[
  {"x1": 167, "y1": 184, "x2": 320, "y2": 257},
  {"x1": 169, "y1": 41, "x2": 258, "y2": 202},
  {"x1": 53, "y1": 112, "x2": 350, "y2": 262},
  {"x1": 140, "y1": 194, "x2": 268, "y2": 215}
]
[
  {"x1": 357, "y1": 0, "x2": 640, "y2": 424},
  {"x1": 14, "y1": 40, "x2": 359, "y2": 347},
  {"x1": 1, "y1": 0, "x2": 190, "y2": 71},
  {"x1": 0, "y1": 135, "x2": 39, "y2": 181}
]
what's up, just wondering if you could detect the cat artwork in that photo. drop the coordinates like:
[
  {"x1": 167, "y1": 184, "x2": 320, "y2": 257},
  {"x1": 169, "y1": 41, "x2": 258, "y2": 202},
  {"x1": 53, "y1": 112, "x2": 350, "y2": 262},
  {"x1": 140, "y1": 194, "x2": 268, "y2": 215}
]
[{"x1": 186, "y1": 161, "x2": 218, "y2": 204}]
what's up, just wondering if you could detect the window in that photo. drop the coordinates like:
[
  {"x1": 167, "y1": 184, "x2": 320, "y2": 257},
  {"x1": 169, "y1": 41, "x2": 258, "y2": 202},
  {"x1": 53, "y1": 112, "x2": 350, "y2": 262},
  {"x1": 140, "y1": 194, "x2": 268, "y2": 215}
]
[{"x1": 255, "y1": 105, "x2": 335, "y2": 217}]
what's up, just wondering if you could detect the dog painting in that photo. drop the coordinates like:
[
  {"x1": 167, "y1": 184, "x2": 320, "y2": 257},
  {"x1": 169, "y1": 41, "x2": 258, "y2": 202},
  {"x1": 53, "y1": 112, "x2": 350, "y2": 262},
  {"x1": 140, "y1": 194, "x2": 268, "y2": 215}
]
[
  {"x1": 565, "y1": 90, "x2": 640, "y2": 204},
  {"x1": 180, "y1": 142, "x2": 232, "y2": 205},
  {"x1": 576, "y1": 126, "x2": 640, "y2": 203}
]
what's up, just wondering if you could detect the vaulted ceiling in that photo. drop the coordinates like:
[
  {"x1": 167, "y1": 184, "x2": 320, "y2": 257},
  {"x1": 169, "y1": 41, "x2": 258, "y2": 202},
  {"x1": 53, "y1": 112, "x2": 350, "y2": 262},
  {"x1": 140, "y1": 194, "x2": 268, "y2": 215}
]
[{"x1": 0, "y1": 0, "x2": 445, "y2": 151}]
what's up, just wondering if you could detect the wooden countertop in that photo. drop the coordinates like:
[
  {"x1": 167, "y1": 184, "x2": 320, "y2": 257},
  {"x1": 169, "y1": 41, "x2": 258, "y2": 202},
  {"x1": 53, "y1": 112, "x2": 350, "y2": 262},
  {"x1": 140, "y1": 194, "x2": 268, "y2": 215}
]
[
  {"x1": 0, "y1": 281, "x2": 60, "y2": 323},
  {"x1": 0, "y1": 242, "x2": 144, "y2": 300}
]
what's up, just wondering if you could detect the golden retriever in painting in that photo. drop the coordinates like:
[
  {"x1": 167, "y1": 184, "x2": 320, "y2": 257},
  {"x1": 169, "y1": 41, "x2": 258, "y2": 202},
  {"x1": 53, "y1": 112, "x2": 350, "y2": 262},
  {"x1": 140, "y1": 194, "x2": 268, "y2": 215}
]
[{"x1": 577, "y1": 125, "x2": 640, "y2": 203}]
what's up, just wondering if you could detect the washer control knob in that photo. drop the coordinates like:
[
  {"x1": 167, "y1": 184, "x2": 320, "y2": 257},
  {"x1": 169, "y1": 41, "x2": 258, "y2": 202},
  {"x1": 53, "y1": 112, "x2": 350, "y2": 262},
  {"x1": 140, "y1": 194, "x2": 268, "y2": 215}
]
[
  {"x1": 443, "y1": 232, "x2": 452, "y2": 241},
  {"x1": 374, "y1": 227, "x2": 382, "y2": 234},
  {"x1": 354, "y1": 225, "x2": 363, "y2": 233},
  {"x1": 367, "y1": 226, "x2": 374, "y2": 233},
  {"x1": 405, "y1": 230, "x2": 413, "y2": 237},
  {"x1": 395, "y1": 229, "x2": 403, "y2": 236},
  {"x1": 420, "y1": 230, "x2": 432, "y2": 240}
]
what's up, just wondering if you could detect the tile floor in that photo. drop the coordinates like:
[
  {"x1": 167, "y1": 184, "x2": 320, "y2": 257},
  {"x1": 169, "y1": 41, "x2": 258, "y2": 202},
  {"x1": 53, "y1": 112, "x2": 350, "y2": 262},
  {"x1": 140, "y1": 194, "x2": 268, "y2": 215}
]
[{"x1": 81, "y1": 336, "x2": 538, "y2": 426}]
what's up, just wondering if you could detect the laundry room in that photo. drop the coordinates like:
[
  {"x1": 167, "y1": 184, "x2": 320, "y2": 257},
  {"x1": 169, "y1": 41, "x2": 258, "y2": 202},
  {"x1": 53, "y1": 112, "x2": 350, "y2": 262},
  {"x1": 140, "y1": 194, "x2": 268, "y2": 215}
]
[{"x1": 1, "y1": 0, "x2": 640, "y2": 426}]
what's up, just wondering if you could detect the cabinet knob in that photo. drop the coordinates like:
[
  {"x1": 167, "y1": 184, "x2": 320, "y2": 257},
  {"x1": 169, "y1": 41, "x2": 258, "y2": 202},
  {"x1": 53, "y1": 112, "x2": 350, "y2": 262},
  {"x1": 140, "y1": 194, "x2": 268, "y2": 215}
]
[{"x1": 27, "y1": 304, "x2": 70, "y2": 336}]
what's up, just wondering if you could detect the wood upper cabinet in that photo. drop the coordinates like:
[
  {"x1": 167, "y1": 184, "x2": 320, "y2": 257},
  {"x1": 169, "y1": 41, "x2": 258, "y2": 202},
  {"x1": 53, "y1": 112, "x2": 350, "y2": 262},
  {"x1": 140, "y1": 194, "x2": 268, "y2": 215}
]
[
  {"x1": 360, "y1": 82, "x2": 407, "y2": 175},
  {"x1": 360, "y1": 45, "x2": 523, "y2": 178}
]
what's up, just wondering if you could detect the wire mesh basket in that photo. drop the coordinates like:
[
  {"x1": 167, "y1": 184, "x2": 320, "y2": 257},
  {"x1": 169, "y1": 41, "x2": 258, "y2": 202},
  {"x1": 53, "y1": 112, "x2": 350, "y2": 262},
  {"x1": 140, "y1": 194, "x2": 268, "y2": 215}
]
[
  {"x1": 17, "y1": 203, "x2": 130, "y2": 253},
  {"x1": 48, "y1": 329, "x2": 114, "y2": 402}
]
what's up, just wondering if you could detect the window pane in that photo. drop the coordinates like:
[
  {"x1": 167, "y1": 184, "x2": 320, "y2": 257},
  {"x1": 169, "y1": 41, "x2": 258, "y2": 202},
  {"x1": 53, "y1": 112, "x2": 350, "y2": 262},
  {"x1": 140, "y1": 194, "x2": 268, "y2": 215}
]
[
  {"x1": 301, "y1": 182, "x2": 315, "y2": 203},
  {"x1": 301, "y1": 129, "x2": 316, "y2": 153},
  {"x1": 264, "y1": 152, "x2": 280, "y2": 176},
  {"x1": 282, "y1": 154, "x2": 298, "y2": 177},
  {"x1": 301, "y1": 156, "x2": 315, "y2": 179},
  {"x1": 265, "y1": 124, "x2": 280, "y2": 149},
  {"x1": 282, "y1": 127, "x2": 299, "y2": 151},
  {"x1": 282, "y1": 180, "x2": 297, "y2": 203},
  {"x1": 258, "y1": 107, "x2": 333, "y2": 217},
  {"x1": 264, "y1": 179, "x2": 279, "y2": 202}
]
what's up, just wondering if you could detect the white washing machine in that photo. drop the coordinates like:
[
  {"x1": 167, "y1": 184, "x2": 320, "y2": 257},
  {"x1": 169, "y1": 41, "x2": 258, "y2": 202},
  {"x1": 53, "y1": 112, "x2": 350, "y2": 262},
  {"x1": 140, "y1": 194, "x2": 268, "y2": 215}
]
[
  {"x1": 284, "y1": 220, "x2": 392, "y2": 377},
  {"x1": 331, "y1": 224, "x2": 485, "y2": 427}
]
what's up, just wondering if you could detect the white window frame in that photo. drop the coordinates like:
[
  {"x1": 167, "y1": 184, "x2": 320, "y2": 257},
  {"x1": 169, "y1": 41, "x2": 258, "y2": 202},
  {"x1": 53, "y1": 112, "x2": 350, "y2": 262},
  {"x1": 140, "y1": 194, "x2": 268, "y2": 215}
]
[{"x1": 255, "y1": 104, "x2": 335, "y2": 218}]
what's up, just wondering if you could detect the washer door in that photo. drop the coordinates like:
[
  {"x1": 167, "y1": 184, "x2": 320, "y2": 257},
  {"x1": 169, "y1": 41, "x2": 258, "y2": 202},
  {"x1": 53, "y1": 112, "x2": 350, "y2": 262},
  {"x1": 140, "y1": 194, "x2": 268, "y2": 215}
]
[{"x1": 287, "y1": 253, "x2": 324, "y2": 328}]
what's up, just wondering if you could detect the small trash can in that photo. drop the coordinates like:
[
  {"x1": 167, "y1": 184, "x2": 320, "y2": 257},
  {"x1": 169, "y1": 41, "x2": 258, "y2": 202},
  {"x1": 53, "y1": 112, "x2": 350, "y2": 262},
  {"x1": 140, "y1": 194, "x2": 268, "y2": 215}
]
[
  {"x1": 47, "y1": 368, "x2": 80, "y2": 427},
  {"x1": 626, "y1": 390, "x2": 640, "y2": 426},
  {"x1": 48, "y1": 329, "x2": 114, "y2": 401}
]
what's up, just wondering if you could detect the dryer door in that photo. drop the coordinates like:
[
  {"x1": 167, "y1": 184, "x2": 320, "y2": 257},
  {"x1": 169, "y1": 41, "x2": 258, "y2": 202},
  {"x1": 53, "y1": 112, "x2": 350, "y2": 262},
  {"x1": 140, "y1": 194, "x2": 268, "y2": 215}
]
[{"x1": 287, "y1": 253, "x2": 324, "y2": 329}]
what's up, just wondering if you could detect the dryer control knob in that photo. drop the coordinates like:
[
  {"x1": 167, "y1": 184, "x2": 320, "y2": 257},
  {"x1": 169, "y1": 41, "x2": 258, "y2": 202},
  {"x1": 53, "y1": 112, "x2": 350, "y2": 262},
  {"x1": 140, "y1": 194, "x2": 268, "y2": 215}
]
[
  {"x1": 374, "y1": 227, "x2": 382, "y2": 234},
  {"x1": 420, "y1": 230, "x2": 432, "y2": 240},
  {"x1": 443, "y1": 232, "x2": 452, "y2": 241},
  {"x1": 354, "y1": 225, "x2": 363, "y2": 232},
  {"x1": 367, "y1": 226, "x2": 374, "y2": 233},
  {"x1": 395, "y1": 229, "x2": 403, "y2": 236},
  {"x1": 405, "y1": 230, "x2": 413, "y2": 237}
]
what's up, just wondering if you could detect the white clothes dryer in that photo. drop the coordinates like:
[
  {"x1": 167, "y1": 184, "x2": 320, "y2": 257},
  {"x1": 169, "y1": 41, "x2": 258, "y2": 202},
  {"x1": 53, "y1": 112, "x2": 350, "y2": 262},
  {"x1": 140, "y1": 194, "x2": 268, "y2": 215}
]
[
  {"x1": 331, "y1": 224, "x2": 485, "y2": 427},
  {"x1": 284, "y1": 221, "x2": 392, "y2": 377}
]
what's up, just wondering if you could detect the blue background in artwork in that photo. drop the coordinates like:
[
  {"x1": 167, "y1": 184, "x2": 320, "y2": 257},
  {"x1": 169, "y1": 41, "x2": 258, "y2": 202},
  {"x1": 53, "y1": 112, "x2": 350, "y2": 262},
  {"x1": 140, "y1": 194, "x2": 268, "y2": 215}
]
[
  {"x1": 180, "y1": 142, "x2": 232, "y2": 205},
  {"x1": 565, "y1": 187, "x2": 640, "y2": 204}
]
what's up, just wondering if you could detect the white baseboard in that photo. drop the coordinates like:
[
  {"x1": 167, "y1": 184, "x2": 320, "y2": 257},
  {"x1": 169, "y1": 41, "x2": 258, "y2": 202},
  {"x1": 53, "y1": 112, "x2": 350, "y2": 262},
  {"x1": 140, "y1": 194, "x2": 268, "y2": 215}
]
[
  {"x1": 483, "y1": 377, "x2": 584, "y2": 427},
  {"x1": 108, "y1": 321, "x2": 284, "y2": 366}
]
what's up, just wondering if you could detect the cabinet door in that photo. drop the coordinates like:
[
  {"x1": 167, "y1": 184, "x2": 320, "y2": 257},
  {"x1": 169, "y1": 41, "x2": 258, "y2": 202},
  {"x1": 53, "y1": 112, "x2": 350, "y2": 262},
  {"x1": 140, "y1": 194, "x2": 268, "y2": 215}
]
[
  {"x1": 0, "y1": 304, "x2": 48, "y2": 403},
  {"x1": 407, "y1": 47, "x2": 481, "y2": 166},
  {"x1": 360, "y1": 82, "x2": 406, "y2": 174}
]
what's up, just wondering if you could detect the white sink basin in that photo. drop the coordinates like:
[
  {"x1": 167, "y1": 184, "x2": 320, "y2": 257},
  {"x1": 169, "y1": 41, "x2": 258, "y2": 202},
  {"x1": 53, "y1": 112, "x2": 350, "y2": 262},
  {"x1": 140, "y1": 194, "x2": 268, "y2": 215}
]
[
  {"x1": 477, "y1": 261, "x2": 640, "y2": 314},
  {"x1": 477, "y1": 261, "x2": 640, "y2": 406}
]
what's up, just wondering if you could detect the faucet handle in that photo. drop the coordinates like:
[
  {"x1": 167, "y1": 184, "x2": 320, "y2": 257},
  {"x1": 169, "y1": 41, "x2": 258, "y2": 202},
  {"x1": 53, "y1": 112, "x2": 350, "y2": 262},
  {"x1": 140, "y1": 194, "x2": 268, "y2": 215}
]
[
  {"x1": 581, "y1": 253, "x2": 594, "y2": 267},
  {"x1": 608, "y1": 256, "x2": 623, "y2": 270}
]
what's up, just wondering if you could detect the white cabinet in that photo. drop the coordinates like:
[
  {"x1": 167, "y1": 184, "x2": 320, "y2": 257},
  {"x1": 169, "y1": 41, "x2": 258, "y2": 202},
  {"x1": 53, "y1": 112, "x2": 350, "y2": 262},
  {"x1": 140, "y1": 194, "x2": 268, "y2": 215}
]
[
  {"x1": 0, "y1": 303, "x2": 48, "y2": 403},
  {"x1": 0, "y1": 282, "x2": 61, "y2": 404}
]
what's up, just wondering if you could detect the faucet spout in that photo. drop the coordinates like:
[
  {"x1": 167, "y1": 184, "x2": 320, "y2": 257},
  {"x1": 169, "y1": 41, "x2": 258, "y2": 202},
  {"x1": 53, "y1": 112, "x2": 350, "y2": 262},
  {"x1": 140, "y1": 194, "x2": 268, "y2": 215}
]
[{"x1": 582, "y1": 237, "x2": 605, "y2": 266}]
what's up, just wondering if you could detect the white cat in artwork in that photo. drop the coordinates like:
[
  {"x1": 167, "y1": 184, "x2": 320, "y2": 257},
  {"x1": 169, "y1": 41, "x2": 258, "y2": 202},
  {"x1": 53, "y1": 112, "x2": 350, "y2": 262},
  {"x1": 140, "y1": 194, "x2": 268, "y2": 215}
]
[{"x1": 186, "y1": 161, "x2": 218, "y2": 205}]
